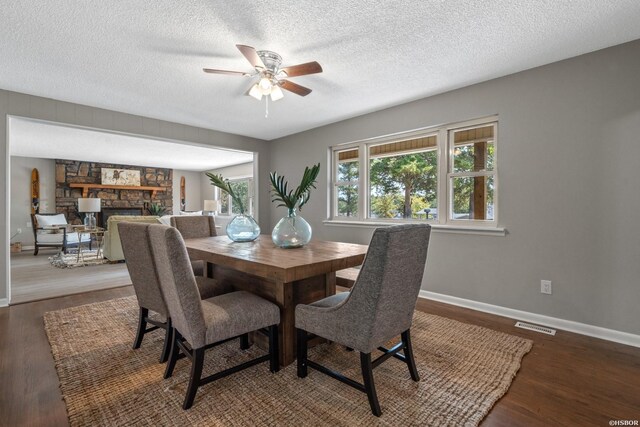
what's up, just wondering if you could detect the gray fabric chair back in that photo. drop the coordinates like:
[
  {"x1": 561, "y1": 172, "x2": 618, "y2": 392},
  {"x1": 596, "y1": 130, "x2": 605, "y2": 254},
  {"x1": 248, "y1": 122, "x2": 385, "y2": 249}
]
[
  {"x1": 170, "y1": 215, "x2": 217, "y2": 239},
  {"x1": 119, "y1": 222, "x2": 168, "y2": 317},
  {"x1": 342, "y1": 224, "x2": 431, "y2": 352},
  {"x1": 147, "y1": 224, "x2": 207, "y2": 348}
]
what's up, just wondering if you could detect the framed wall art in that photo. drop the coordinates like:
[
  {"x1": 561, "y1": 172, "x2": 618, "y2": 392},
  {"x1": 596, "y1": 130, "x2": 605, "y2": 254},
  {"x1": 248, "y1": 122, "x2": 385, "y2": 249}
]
[{"x1": 101, "y1": 168, "x2": 141, "y2": 186}]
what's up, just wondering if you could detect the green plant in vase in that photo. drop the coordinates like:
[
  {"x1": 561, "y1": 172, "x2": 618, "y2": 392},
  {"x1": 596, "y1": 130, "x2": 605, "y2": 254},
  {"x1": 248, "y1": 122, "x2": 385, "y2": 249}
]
[
  {"x1": 206, "y1": 173, "x2": 260, "y2": 242},
  {"x1": 269, "y1": 163, "x2": 320, "y2": 248}
]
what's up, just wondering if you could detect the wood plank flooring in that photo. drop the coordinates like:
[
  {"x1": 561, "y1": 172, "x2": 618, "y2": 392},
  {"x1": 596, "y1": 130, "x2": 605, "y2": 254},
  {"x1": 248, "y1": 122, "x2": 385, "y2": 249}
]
[
  {"x1": 10, "y1": 250, "x2": 131, "y2": 303},
  {"x1": 1, "y1": 286, "x2": 638, "y2": 426},
  {"x1": 414, "y1": 298, "x2": 640, "y2": 426}
]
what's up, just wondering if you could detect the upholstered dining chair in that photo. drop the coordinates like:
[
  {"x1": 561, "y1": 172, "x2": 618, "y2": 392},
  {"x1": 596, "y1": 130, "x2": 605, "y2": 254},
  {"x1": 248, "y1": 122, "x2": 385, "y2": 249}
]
[
  {"x1": 295, "y1": 224, "x2": 431, "y2": 417},
  {"x1": 170, "y1": 215, "x2": 217, "y2": 276},
  {"x1": 119, "y1": 222, "x2": 220, "y2": 363},
  {"x1": 147, "y1": 224, "x2": 280, "y2": 410}
]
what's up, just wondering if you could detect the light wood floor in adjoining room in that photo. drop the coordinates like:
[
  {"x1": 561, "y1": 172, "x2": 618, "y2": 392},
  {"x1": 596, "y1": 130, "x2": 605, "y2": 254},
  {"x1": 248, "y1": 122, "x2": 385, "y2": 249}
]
[
  {"x1": 10, "y1": 250, "x2": 131, "y2": 303},
  {"x1": 1, "y1": 284, "x2": 639, "y2": 426}
]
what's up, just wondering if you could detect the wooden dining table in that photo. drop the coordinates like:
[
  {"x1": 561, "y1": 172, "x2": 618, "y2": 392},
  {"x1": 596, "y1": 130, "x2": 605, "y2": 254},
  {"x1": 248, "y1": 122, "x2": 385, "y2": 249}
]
[{"x1": 185, "y1": 235, "x2": 368, "y2": 366}]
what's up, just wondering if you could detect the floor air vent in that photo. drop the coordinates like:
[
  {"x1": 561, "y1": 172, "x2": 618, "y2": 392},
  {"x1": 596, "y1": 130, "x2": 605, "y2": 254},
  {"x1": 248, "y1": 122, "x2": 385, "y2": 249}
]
[{"x1": 515, "y1": 321, "x2": 556, "y2": 336}]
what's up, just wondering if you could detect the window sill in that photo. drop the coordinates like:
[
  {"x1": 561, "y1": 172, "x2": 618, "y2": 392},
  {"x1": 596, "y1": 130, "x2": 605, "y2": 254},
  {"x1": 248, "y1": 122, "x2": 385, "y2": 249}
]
[{"x1": 322, "y1": 219, "x2": 506, "y2": 236}]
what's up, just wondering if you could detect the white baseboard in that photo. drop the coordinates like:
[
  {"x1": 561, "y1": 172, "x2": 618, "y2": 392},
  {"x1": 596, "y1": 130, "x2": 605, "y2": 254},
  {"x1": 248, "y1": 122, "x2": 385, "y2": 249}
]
[
  {"x1": 419, "y1": 290, "x2": 640, "y2": 348},
  {"x1": 0, "y1": 298, "x2": 8, "y2": 307}
]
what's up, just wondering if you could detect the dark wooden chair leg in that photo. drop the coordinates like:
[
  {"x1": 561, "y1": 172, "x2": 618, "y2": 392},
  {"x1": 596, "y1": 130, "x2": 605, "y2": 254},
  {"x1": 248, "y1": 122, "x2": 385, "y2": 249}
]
[
  {"x1": 269, "y1": 325, "x2": 280, "y2": 373},
  {"x1": 360, "y1": 352, "x2": 382, "y2": 417},
  {"x1": 183, "y1": 348, "x2": 205, "y2": 410},
  {"x1": 402, "y1": 329, "x2": 420, "y2": 381},
  {"x1": 33, "y1": 245, "x2": 39, "y2": 256},
  {"x1": 133, "y1": 307, "x2": 148, "y2": 349},
  {"x1": 159, "y1": 318, "x2": 172, "y2": 363},
  {"x1": 296, "y1": 328, "x2": 308, "y2": 378},
  {"x1": 164, "y1": 329, "x2": 180, "y2": 379},
  {"x1": 240, "y1": 333, "x2": 250, "y2": 350}
]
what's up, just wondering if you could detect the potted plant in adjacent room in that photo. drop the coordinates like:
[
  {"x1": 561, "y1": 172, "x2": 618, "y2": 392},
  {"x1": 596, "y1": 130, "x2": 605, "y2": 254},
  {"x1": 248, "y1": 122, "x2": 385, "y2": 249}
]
[
  {"x1": 206, "y1": 173, "x2": 260, "y2": 242},
  {"x1": 147, "y1": 202, "x2": 167, "y2": 216},
  {"x1": 270, "y1": 163, "x2": 320, "y2": 248}
]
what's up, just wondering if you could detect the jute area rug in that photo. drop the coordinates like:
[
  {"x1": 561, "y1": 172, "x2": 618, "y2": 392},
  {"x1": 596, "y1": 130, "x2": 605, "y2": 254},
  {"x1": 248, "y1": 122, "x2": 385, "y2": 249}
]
[
  {"x1": 44, "y1": 296, "x2": 532, "y2": 426},
  {"x1": 49, "y1": 249, "x2": 108, "y2": 268}
]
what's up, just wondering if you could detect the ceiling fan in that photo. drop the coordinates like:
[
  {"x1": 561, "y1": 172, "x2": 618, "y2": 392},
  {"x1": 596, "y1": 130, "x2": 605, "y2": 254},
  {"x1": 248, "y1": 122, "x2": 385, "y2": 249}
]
[{"x1": 203, "y1": 44, "x2": 323, "y2": 111}]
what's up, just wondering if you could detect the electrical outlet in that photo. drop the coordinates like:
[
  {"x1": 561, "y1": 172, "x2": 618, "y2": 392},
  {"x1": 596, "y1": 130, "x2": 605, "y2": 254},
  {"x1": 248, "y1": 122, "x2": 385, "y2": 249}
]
[
  {"x1": 27, "y1": 221, "x2": 32, "y2": 228},
  {"x1": 541, "y1": 280, "x2": 552, "y2": 295},
  {"x1": 17, "y1": 228, "x2": 22, "y2": 234}
]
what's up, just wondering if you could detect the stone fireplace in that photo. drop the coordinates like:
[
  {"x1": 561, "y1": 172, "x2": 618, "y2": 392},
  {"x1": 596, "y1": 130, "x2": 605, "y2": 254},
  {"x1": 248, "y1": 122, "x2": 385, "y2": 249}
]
[{"x1": 55, "y1": 159, "x2": 173, "y2": 224}]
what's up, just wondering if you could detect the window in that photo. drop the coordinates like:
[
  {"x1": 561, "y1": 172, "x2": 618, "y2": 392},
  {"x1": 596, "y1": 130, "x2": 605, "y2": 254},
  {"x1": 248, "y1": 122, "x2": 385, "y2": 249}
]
[
  {"x1": 216, "y1": 178, "x2": 253, "y2": 215},
  {"x1": 335, "y1": 149, "x2": 359, "y2": 217},
  {"x1": 369, "y1": 135, "x2": 438, "y2": 220},
  {"x1": 449, "y1": 124, "x2": 496, "y2": 221},
  {"x1": 330, "y1": 118, "x2": 497, "y2": 226}
]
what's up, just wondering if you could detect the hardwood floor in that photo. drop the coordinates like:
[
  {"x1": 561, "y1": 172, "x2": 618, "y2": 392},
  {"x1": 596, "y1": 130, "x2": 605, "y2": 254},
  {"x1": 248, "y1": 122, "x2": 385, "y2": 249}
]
[
  {"x1": 10, "y1": 250, "x2": 131, "y2": 303},
  {"x1": 1, "y1": 286, "x2": 638, "y2": 426}
]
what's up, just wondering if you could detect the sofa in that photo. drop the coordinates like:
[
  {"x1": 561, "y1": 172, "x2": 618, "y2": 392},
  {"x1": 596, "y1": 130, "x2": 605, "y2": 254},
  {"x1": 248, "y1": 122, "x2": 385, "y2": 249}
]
[{"x1": 103, "y1": 215, "x2": 160, "y2": 261}]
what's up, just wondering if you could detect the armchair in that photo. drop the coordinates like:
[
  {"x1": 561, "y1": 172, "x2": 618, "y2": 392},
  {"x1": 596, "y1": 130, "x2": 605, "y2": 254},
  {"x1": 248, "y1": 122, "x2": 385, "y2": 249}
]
[{"x1": 31, "y1": 213, "x2": 91, "y2": 255}]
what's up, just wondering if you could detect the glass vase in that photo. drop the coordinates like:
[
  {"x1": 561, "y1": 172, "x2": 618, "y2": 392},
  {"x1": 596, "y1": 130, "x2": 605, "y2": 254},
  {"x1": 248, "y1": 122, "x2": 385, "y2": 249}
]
[
  {"x1": 226, "y1": 214, "x2": 260, "y2": 242},
  {"x1": 272, "y1": 208, "x2": 312, "y2": 248}
]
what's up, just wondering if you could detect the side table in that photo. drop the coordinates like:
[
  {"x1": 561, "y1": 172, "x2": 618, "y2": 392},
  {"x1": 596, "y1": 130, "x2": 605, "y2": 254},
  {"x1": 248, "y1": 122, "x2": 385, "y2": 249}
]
[{"x1": 72, "y1": 226, "x2": 106, "y2": 264}]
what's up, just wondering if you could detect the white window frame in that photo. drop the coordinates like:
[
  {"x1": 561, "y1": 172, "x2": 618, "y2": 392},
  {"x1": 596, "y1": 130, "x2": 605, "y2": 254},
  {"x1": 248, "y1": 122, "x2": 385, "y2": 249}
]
[
  {"x1": 446, "y1": 121, "x2": 498, "y2": 226},
  {"x1": 333, "y1": 148, "x2": 361, "y2": 219},
  {"x1": 328, "y1": 116, "x2": 499, "y2": 229},
  {"x1": 216, "y1": 176, "x2": 254, "y2": 216}
]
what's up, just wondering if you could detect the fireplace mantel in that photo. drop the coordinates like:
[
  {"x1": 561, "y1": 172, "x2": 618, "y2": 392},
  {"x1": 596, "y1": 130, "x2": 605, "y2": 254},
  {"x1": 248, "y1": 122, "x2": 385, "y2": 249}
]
[{"x1": 69, "y1": 183, "x2": 167, "y2": 198}]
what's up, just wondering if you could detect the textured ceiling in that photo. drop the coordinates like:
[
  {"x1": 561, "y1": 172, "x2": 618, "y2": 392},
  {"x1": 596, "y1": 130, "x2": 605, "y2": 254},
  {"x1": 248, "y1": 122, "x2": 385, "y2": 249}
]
[
  {"x1": 9, "y1": 117, "x2": 253, "y2": 171},
  {"x1": 2, "y1": 1, "x2": 640, "y2": 141}
]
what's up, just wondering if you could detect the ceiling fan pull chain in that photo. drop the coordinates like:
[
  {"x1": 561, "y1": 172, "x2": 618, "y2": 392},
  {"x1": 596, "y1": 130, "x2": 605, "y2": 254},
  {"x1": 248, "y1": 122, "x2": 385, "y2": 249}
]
[{"x1": 265, "y1": 96, "x2": 269, "y2": 118}]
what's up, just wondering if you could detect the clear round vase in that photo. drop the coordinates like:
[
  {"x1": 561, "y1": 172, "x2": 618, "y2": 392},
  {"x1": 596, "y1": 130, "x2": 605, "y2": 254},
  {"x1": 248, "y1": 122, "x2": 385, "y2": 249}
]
[
  {"x1": 226, "y1": 214, "x2": 261, "y2": 242},
  {"x1": 271, "y1": 208, "x2": 312, "y2": 248}
]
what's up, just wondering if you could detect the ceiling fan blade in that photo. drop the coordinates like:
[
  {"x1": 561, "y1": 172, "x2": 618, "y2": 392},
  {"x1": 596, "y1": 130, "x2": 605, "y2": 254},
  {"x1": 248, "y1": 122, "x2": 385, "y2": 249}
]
[
  {"x1": 203, "y1": 68, "x2": 250, "y2": 76},
  {"x1": 236, "y1": 44, "x2": 265, "y2": 69},
  {"x1": 280, "y1": 61, "x2": 323, "y2": 77},
  {"x1": 280, "y1": 80, "x2": 312, "y2": 96}
]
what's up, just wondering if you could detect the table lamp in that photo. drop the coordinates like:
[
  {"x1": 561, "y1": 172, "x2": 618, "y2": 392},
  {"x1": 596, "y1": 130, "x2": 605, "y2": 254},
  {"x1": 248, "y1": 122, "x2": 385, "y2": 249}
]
[
  {"x1": 203, "y1": 199, "x2": 217, "y2": 216},
  {"x1": 78, "y1": 197, "x2": 101, "y2": 229}
]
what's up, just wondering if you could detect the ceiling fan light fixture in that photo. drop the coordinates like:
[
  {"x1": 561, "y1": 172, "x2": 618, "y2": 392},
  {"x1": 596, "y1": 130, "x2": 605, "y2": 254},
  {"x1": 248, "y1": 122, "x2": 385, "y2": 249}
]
[
  {"x1": 249, "y1": 83, "x2": 263, "y2": 100},
  {"x1": 258, "y1": 77, "x2": 273, "y2": 94},
  {"x1": 203, "y1": 44, "x2": 322, "y2": 110},
  {"x1": 270, "y1": 85, "x2": 284, "y2": 101}
]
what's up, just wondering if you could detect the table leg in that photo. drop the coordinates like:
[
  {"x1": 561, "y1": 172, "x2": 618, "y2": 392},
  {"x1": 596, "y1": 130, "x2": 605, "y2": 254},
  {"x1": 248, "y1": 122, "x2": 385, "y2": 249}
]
[
  {"x1": 274, "y1": 279, "x2": 294, "y2": 366},
  {"x1": 325, "y1": 272, "x2": 336, "y2": 298},
  {"x1": 96, "y1": 234, "x2": 104, "y2": 259},
  {"x1": 76, "y1": 232, "x2": 82, "y2": 264}
]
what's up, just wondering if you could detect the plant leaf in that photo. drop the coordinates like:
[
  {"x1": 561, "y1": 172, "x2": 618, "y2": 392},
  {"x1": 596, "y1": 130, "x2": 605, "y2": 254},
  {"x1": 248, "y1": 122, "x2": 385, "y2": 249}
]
[
  {"x1": 269, "y1": 163, "x2": 320, "y2": 212},
  {"x1": 207, "y1": 172, "x2": 245, "y2": 214}
]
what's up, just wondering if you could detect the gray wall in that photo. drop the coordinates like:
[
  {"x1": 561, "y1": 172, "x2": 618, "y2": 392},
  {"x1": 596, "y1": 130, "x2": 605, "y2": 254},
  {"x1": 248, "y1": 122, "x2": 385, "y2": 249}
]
[
  {"x1": 269, "y1": 40, "x2": 640, "y2": 335},
  {"x1": 172, "y1": 170, "x2": 203, "y2": 214},
  {"x1": 1, "y1": 90, "x2": 270, "y2": 301},
  {"x1": 10, "y1": 156, "x2": 56, "y2": 246}
]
